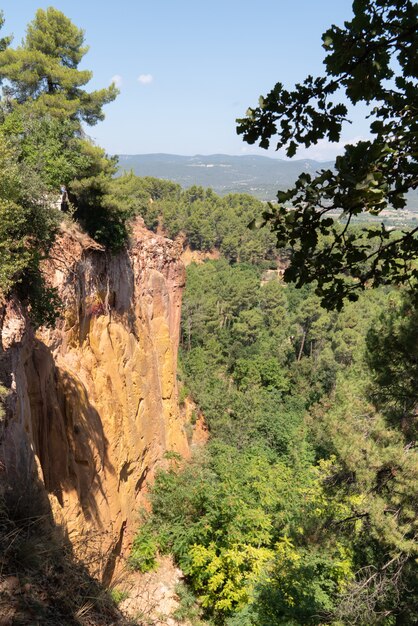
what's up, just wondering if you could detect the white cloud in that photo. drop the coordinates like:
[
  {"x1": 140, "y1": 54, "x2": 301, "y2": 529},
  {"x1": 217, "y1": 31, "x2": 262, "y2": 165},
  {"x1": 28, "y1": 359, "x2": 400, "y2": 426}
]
[
  {"x1": 110, "y1": 74, "x2": 123, "y2": 88},
  {"x1": 138, "y1": 73, "x2": 153, "y2": 85}
]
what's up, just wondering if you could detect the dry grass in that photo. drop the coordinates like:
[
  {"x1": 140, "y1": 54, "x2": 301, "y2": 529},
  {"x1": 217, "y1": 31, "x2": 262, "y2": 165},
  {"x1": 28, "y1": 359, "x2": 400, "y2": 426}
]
[{"x1": 0, "y1": 492, "x2": 142, "y2": 626}]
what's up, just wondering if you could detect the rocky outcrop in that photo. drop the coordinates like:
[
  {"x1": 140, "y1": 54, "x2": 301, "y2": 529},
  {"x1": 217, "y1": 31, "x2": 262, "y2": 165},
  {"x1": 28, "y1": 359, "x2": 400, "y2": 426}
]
[{"x1": 0, "y1": 219, "x2": 189, "y2": 580}]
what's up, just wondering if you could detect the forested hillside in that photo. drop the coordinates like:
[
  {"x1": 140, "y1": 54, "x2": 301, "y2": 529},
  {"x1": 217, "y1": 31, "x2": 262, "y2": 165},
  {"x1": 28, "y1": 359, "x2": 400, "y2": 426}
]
[
  {"x1": 128, "y1": 252, "x2": 418, "y2": 625},
  {"x1": 117, "y1": 154, "x2": 334, "y2": 201},
  {"x1": 116, "y1": 154, "x2": 418, "y2": 212},
  {"x1": 124, "y1": 1, "x2": 418, "y2": 623}
]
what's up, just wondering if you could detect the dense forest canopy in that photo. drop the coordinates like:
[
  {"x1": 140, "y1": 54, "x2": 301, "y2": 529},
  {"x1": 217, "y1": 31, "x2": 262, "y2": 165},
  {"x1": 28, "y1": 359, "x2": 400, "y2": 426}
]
[{"x1": 130, "y1": 262, "x2": 418, "y2": 625}]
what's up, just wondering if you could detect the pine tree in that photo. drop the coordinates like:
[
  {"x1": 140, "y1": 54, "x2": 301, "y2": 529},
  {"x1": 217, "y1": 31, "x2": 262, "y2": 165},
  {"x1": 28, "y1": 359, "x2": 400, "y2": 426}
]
[{"x1": 0, "y1": 7, "x2": 117, "y2": 124}]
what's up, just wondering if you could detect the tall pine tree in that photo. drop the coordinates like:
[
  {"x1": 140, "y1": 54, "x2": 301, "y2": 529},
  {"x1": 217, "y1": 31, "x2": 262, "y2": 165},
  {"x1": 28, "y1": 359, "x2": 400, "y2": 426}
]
[{"x1": 0, "y1": 7, "x2": 117, "y2": 123}]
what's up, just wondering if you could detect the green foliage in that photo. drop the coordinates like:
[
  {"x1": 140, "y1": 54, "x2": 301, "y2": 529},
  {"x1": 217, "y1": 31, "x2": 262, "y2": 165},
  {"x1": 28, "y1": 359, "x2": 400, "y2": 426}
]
[
  {"x1": 109, "y1": 173, "x2": 164, "y2": 230},
  {"x1": 0, "y1": 8, "x2": 128, "y2": 252},
  {"x1": 147, "y1": 447, "x2": 280, "y2": 617},
  {"x1": 367, "y1": 292, "x2": 418, "y2": 438},
  {"x1": 304, "y1": 334, "x2": 418, "y2": 624},
  {"x1": 144, "y1": 443, "x2": 360, "y2": 623},
  {"x1": 61, "y1": 168, "x2": 279, "y2": 257},
  {"x1": 0, "y1": 11, "x2": 11, "y2": 54},
  {"x1": 70, "y1": 173, "x2": 130, "y2": 250},
  {"x1": 0, "y1": 7, "x2": 117, "y2": 124},
  {"x1": 135, "y1": 243, "x2": 418, "y2": 624},
  {"x1": 129, "y1": 520, "x2": 159, "y2": 573},
  {"x1": 172, "y1": 582, "x2": 209, "y2": 625},
  {"x1": 109, "y1": 588, "x2": 129, "y2": 605},
  {"x1": 136, "y1": 254, "x2": 404, "y2": 624},
  {"x1": 3, "y1": 112, "x2": 90, "y2": 189},
  {"x1": 0, "y1": 8, "x2": 133, "y2": 321},
  {"x1": 178, "y1": 384, "x2": 189, "y2": 406},
  {"x1": 0, "y1": 132, "x2": 60, "y2": 325},
  {"x1": 179, "y1": 260, "x2": 386, "y2": 453},
  {"x1": 0, "y1": 197, "x2": 34, "y2": 294},
  {"x1": 237, "y1": 0, "x2": 418, "y2": 309},
  {"x1": 254, "y1": 539, "x2": 352, "y2": 626},
  {"x1": 115, "y1": 178, "x2": 278, "y2": 262}
]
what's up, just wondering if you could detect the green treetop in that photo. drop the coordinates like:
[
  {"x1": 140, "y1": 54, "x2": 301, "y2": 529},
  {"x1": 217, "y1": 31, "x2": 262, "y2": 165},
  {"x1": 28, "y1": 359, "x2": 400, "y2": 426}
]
[
  {"x1": 0, "y1": 7, "x2": 117, "y2": 124},
  {"x1": 0, "y1": 8, "x2": 129, "y2": 251},
  {"x1": 0, "y1": 7, "x2": 125, "y2": 317},
  {"x1": 0, "y1": 11, "x2": 11, "y2": 55}
]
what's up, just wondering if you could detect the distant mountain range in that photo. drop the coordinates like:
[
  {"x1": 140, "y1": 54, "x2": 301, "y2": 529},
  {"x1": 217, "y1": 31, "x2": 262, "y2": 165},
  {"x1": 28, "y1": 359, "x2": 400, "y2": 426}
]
[
  {"x1": 116, "y1": 153, "x2": 418, "y2": 209},
  {"x1": 116, "y1": 153, "x2": 334, "y2": 201}
]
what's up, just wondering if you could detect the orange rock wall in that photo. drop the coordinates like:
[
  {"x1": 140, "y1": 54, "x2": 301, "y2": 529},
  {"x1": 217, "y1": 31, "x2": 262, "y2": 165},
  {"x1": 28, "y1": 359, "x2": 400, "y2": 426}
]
[{"x1": 0, "y1": 220, "x2": 189, "y2": 580}]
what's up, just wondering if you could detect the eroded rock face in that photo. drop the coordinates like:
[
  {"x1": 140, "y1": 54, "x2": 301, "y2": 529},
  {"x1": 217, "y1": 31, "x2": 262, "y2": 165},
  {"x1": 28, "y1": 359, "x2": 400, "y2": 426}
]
[{"x1": 0, "y1": 219, "x2": 189, "y2": 580}]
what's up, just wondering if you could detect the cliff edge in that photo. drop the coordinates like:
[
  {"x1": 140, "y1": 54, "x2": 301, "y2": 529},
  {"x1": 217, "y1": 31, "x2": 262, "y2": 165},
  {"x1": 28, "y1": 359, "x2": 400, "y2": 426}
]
[{"x1": 0, "y1": 218, "x2": 189, "y2": 582}]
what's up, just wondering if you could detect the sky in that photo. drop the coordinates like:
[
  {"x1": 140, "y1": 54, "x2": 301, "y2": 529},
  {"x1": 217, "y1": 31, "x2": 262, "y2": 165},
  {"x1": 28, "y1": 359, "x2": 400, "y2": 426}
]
[{"x1": 0, "y1": 1, "x2": 369, "y2": 160}]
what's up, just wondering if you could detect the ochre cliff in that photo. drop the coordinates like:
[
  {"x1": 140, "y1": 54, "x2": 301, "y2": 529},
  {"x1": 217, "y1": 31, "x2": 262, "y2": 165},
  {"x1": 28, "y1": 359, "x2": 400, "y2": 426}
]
[{"x1": 0, "y1": 218, "x2": 189, "y2": 581}]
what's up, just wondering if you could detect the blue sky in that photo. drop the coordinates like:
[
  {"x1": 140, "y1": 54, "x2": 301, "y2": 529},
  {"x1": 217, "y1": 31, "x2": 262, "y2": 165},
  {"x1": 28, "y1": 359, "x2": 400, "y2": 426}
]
[{"x1": 1, "y1": 1, "x2": 367, "y2": 160}]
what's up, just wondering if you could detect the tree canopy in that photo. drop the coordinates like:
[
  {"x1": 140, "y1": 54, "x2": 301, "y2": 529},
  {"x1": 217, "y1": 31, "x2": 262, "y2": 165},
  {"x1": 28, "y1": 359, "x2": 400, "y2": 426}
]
[
  {"x1": 131, "y1": 256, "x2": 418, "y2": 624},
  {"x1": 237, "y1": 0, "x2": 418, "y2": 310},
  {"x1": 0, "y1": 6, "x2": 117, "y2": 123},
  {"x1": 0, "y1": 8, "x2": 131, "y2": 252},
  {"x1": 0, "y1": 7, "x2": 123, "y2": 322}
]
